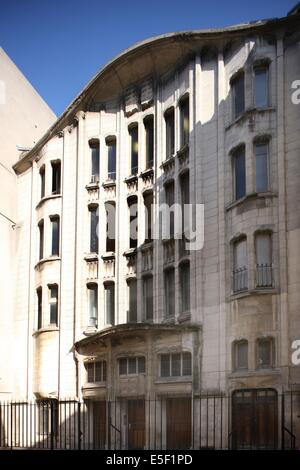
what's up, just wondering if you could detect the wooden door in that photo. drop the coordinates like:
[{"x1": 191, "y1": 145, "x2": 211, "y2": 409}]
[
  {"x1": 128, "y1": 400, "x2": 145, "y2": 449},
  {"x1": 232, "y1": 389, "x2": 277, "y2": 449},
  {"x1": 166, "y1": 397, "x2": 191, "y2": 449},
  {"x1": 93, "y1": 401, "x2": 106, "y2": 449}
]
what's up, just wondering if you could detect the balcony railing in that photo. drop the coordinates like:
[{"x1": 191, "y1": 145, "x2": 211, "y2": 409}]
[
  {"x1": 233, "y1": 266, "x2": 248, "y2": 293},
  {"x1": 256, "y1": 263, "x2": 273, "y2": 288}
]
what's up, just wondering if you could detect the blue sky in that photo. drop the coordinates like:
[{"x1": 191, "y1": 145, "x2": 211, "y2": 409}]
[{"x1": 0, "y1": 0, "x2": 296, "y2": 116}]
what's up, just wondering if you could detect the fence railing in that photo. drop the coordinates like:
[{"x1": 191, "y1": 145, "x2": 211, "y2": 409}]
[{"x1": 0, "y1": 392, "x2": 299, "y2": 450}]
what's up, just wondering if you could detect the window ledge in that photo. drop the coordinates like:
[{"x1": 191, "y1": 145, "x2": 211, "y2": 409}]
[
  {"x1": 226, "y1": 191, "x2": 277, "y2": 211},
  {"x1": 83, "y1": 326, "x2": 98, "y2": 336},
  {"x1": 228, "y1": 368, "x2": 280, "y2": 379},
  {"x1": 34, "y1": 256, "x2": 61, "y2": 270},
  {"x1": 140, "y1": 167, "x2": 154, "y2": 179},
  {"x1": 155, "y1": 376, "x2": 192, "y2": 384},
  {"x1": 33, "y1": 325, "x2": 59, "y2": 337},
  {"x1": 86, "y1": 182, "x2": 99, "y2": 191},
  {"x1": 229, "y1": 287, "x2": 278, "y2": 300},
  {"x1": 82, "y1": 382, "x2": 106, "y2": 389},
  {"x1": 123, "y1": 248, "x2": 137, "y2": 257},
  {"x1": 160, "y1": 155, "x2": 175, "y2": 171},
  {"x1": 226, "y1": 106, "x2": 276, "y2": 131},
  {"x1": 36, "y1": 194, "x2": 62, "y2": 209},
  {"x1": 102, "y1": 180, "x2": 116, "y2": 189},
  {"x1": 84, "y1": 253, "x2": 98, "y2": 262},
  {"x1": 178, "y1": 311, "x2": 191, "y2": 323},
  {"x1": 101, "y1": 251, "x2": 115, "y2": 260},
  {"x1": 124, "y1": 174, "x2": 138, "y2": 184}
]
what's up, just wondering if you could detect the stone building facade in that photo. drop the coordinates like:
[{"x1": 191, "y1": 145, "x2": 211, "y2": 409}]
[{"x1": 2, "y1": 7, "x2": 300, "y2": 449}]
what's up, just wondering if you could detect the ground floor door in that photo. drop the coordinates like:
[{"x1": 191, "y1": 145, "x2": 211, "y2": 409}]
[
  {"x1": 127, "y1": 400, "x2": 145, "y2": 449},
  {"x1": 166, "y1": 397, "x2": 191, "y2": 449},
  {"x1": 232, "y1": 389, "x2": 278, "y2": 449},
  {"x1": 93, "y1": 401, "x2": 106, "y2": 449}
]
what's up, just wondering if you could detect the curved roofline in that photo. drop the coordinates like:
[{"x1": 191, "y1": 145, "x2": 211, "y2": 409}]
[
  {"x1": 75, "y1": 322, "x2": 200, "y2": 350},
  {"x1": 13, "y1": 12, "x2": 299, "y2": 174}
]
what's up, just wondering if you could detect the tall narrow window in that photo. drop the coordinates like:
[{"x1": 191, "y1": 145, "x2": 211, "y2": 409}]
[
  {"x1": 105, "y1": 202, "x2": 115, "y2": 252},
  {"x1": 164, "y1": 182, "x2": 175, "y2": 239},
  {"x1": 180, "y1": 262, "x2": 190, "y2": 314},
  {"x1": 165, "y1": 108, "x2": 175, "y2": 159},
  {"x1": 89, "y1": 205, "x2": 99, "y2": 253},
  {"x1": 51, "y1": 161, "x2": 61, "y2": 195},
  {"x1": 255, "y1": 232, "x2": 272, "y2": 287},
  {"x1": 50, "y1": 216, "x2": 60, "y2": 256},
  {"x1": 87, "y1": 283, "x2": 98, "y2": 327},
  {"x1": 128, "y1": 196, "x2": 138, "y2": 249},
  {"x1": 233, "y1": 146, "x2": 246, "y2": 200},
  {"x1": 37, "y1": 287, "x2": 42, "y2": 330},
  {"x1": 89, "y1": 140, "x2": 100, "y2": 183},
  {"x1": 129, "y1": 125, "x2": 138, "y2": 175},
  {"x1": 40, "y1": 166, "x2": 45, "y2": 199},
  {"x1": 143, "y1": 275, "x2": 153, "y2": 321},
  {"x1": 233, "y1": 237, "x2": 248, "y2": 292},
  {"x1": 144, "y1": 191, "x2": 153, "y2": 243},
  {"x1": 164, "y1": 268, "x2": 175, "y2": 318},
  {"x1": 107, "y1": 138, "x2": 116, "y2": 180},
  {"x1": 233, "y1": 340, "x2": 248, "y2": 370},
  {"x1": 257, "y1": 338, "x2": 274, "y2": 369},
  {"x1": 49, "y1": 284, "x2": 58, "y2": 326},
  {"x1": 128, "y1": 279, "x2": 137, "y2": 323},
  {"x1": 144, "y1": 115, "x2": 154, "y2": 169},
  {"x1": 180, "y1": 172, "x2": 189, "y2": 237},
  {"x1": 38, "y1": 220, "x2": 44, "y2": 260},
  {"x1": 255, "y1": 142, "x2": 269, "y2": 193},
  {"x1": 180, "y1": 96, "x2": 189, "y2": 148},
  {"x1": 105, "y1": 283, "x2": 115, "y2": 325},
  {"x1": 254, "y1": 66, "x2": 269, "y2": 108},
  {"x1": 232, "y1": 72, "x2": 245, "y2": 118}
]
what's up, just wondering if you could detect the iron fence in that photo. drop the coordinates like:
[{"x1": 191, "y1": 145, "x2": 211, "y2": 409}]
[{"x1": 0, "y1": 392, "x2": 299, "y2": 450}]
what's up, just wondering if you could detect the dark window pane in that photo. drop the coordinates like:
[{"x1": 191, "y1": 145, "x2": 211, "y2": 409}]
[
  {"x1": 258, "y1": 339, "x2": 273, "y2": 368},
  {"x1": 95, "y1": 362, "x2": 102, "y2": 381},
  {"x1": 119, "y1": 358, "x2": 127, "y2": 375},
  {"x1": 138, "y1": 357, "x2": 146, "y2": 374},
  {"x1": 103, "y1": 361, "x2": 107, "y2": 381},
  {"x1": 40, "y1": 167, "x2": 45, "y2": 199},
  {"x1": 88, "y1": 284, "x2": 98, "y2": 327},
  {"x1": 144, "y1": 192, "x2": 153, "y2": 243},
  {"x1": 232, "y1": 74, "x2": 245, "y2": 118},
  {"x1": 165, "y1": 108, "x2": 175, "y2": 159},
  {"x1": 128, "y1": 280, "x2": 137, "y2": 322},
  {"x1": 128, "y1": 197, "x2": 138, "y2": 249},
  {"x1": 255, "y1": 68, "x2": 268, "y2": 107},
  {"x1": 165, "y1": 269, "x2": 175, "y2": 318},
  {"x1": 128, "y1": 357, "x2": 137, "y2": 374},
  {"x1": 160, "y1": 354, "x2": 170, "y2": 377},
  {"x1": 51, "y1": 217, "x2": 60, "y2": 256},
  {"x1": 106, "y1": 202, "x2": 115, "y2": 252},
  {"x1": 39, "y1": 220, "x2": 44, "y2": 260},
  {"x1": 182, "y1": 353, "x2": 192, "y2": 376},
  {"x1": 143, "y1": 276, "x2": 153, "y2": 321},
  {"x1": 130, "y1": 126, "x2": 138, "y2": 174},
  {"x1": 107, "y1": 140, "x2": 116, "y2": 180},
  {"x1": 180, "y1": 97, "x2": 189, "y2": 147},
  {"x1": 171, "y1": 354, "x2": 181, "y2": 377},
  {"x1": 180, "y1": 263, "x2": 190, "y2": 313},
  {"x1": 234, "y1": 147, "x2": 246, "y2": 200},
  {"x1": 165, "y1": 182, "x2": 175, "y2": 238},
  {"x1": 105, "y1": 283, "x2": 115, "y2": 325},
  {"x1": 145, "y1": 116, "x2": 154, "y2": 169},
  {"x1": 255, "y1": 143, "x2": 268, "y2": 192},
  {"x1": 90, "y1": 207, "x2": 99, "y2": 253},
  {"x1": 49, "y1": 285, "x2": 58, "y2": 325},
  {"x1": 37, "y1": 288, "x2": 42, "y2": 329},
  {"x1": 236, "y1": 341, "x2": 248, "y2": 369},
  {"x1": 51, "y1": 161, "x2": 61, "y2": 195},
  {"x1": 90, "y1": 142, "x2": 100, "y2": 182},
  {"x1": 87, "y1": 363, "x2": 94, "y2": 382}
]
